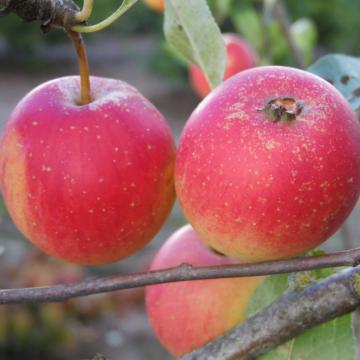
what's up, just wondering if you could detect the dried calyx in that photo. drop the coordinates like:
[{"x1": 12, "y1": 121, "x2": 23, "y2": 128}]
[
  {"x1": 262, "y1": 96, "x2": 304, "y2": 123},
  {"x1": 0, "y1": 0, "x2": 83, "y2": 32}
]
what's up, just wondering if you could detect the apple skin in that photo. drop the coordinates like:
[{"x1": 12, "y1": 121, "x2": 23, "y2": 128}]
[
  {"x1": 145, "y1": 224, "x2": 263, "y2": 356},
  {"x1": 0, "y1": 76, "x2": 176, "y2": 265},
  {"x1": 143, "y1": 0, "x2": 164, "y2": 12},
  {"x1": 189, "y1": 33, "x2": 257, "y2": 98},
  {"x1": 175, "y1": 66, "x2": 360, "y2": 261}
]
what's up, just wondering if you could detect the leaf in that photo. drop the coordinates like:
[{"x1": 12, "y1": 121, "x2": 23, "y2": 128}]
[
  {"x1": 308, "y1": 54, "x2": 360, "y2": 111},
  {"x1": 268, "y1": 21, "x2": 288, "y2": 62},
  {"x1": 208, "y1": 0, "x2": 234, "y2": 20},
  {"x1": 164, "y1": 0, "x2": 226, "y2": 89},
  {"x1": 291, "y1": 18, "x2": 317, "y2": 66},
  {"x1": 246, "y1": 254, "x2": 355, "y2": 360},
  {"x1": 246, "y1": 274, "x2": 289, "y2": 317},
  {"x1": 265, "y1": 17, "x2": 316, "y2": 66},
  {"x1": 259, "y1": 314, "x2": 355, "y2": 360},
  {"x1": 291, "y1": 250, "x2": 336, "y2": 289},
  {"x1": 231, "y1": 1, "x2": 263, "y2": 54},
  {"x1": 247, "y1": 250, "x2": 337, "y2": 318},
  {"x1": 72, "y1": 0, "x2": 139, "y2": 33}
]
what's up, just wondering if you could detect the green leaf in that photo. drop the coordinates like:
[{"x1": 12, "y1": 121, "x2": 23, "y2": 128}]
[
  {"x1": 231, "y1": 1, "x2": 263, "y2": 54},
  {"x1": 268, "y1": 21, "x2": 288, "y2": 62},
  {"x1": 207, "y1": 0, "x2": 234, "y2": 20},
  {"x1": 246, "y1": 253, "x2": 355, "y2": 360},
  {"x1": 247, "y1": 250, "x2": 336, "y2": 318},
  {"x1": 290, "y1": 250, "x2": 336, "y2": 289},
  {"x1": 291, "y1": 18, "x2": 317, "y2": 66},
  {"x1": 308, "y1": 249, "x2": 327, "y2": 257},
  {"x1": 308, "y1": 54, "x2": 360, "y2": 111},
  {"x1": 266, "y1": 17, "x2": 316, "y2": 67},
  {"x1": 246, "y1": 274, "x2": 289, "y2": 317},
  {"x1": 164, "y1": 0, "x2": 226, "y2": 89},
  {"x1": 259, "y1": 315, "x2": 355, "y2": 360}
]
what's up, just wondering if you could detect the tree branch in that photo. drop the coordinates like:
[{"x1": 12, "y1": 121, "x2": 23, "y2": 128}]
[
  {"x1": 0, "y1": 0, "x2": 81, "y2": 31},
  {"x1": 181, "y1": 265, "x2": 360, "y2": 360},
  {"x1": 1, "y1": 248, "x2": 360, "y2": 305}
]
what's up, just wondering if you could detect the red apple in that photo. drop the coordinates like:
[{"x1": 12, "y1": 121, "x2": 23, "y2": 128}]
[
  {"x1": 189, "y1": 33, "x2": 257, "y2": 98},
  {"x1": 0, "y1": 76, "x2": 176, "y2": 265},
  {"x1": 176, "y1": 66, "x2": 360, "y2": 261},
  {"x1": 146, "y1": 224, "x2": 263, "y2": 356},
  {"x1": 143, "y1": 0, "x2": 164, "y2": 12}
]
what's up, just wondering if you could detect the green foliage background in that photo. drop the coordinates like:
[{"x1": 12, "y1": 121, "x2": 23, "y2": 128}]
[
  {"x1": 287, "y1": 0, "x2": 360, "y2": 55},
  {"x1": 0, "y1": 0, "x2": 359, "y2": 54}
]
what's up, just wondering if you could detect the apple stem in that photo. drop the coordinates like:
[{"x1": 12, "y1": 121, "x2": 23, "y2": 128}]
[
  {"x1": 68, "y1": 30, "x2": 92, "y2": 105},
  {"x1": 71, "y1": 0, "x2": 138, "y2": 33}
]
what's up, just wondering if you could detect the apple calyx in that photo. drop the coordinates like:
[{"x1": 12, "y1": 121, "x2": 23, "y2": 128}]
[{"x1": 263, "y1": 96, "x2": 304, "y2": 123}]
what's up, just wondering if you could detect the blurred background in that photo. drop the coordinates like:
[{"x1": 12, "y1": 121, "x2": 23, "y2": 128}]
[{"x1": 0, "y1": 0, "x2": 359, "y2": 359}]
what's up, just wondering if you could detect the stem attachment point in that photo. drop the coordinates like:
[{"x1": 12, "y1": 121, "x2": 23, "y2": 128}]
[{"x1": 262, "y1": 96, "x2": 304, "y2": 123}]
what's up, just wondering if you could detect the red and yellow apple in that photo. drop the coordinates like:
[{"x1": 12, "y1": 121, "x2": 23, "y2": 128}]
[
  {"x1": 0, "y1": 76, "x2": 175, "y2": 265},
  {"x1": 189, "y1": 33, "x2": 257, "y2": 98},
  {"x1": 176, "y1": 66, "x2": 360, "y2": 261},
  {"x1": 143, "y1": 0, "x2": 164, "y2": 12},
  {"x1": 146, "y1": 224, "x2": 263, "y2": 356}
]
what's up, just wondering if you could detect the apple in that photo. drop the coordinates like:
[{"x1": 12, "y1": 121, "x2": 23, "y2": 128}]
[
  {"x1": 145, "y1": 224, "x2": 263, "y2": 356},
  {"x1": 143, "y1": 0, "x2": 164, "y2": 13},
  {"x1": 189, "y1": 33, "x2": 257, "y2": 98},
  {"x1": 0, "y1": 76, "x2": 176, "y2": 265},
  {"x1": 175, "y1": 66, "x2": 360, "y2": 262}
]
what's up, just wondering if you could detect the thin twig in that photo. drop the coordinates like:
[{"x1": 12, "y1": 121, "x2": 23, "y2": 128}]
[
  {"x1": 181, "y1": 265, "x2": 360, "y2": 360},
  {"x1": 1, "y1": 248, "x2": 360, "y2": 305},
  {"x1": 272, "y1": 0, "x2": 306, "y2": 69}
]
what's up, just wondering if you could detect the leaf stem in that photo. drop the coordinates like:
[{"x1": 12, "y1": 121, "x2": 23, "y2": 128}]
[
  {"x1": 67, "y1": 30, "x2": 91, "y2": 105},
  {"x1": 72, "y1": 0, "x2": 138, "y2": 33},
  {"x1": 74, "y1": 0, "x2": 94, "y2": 22}
]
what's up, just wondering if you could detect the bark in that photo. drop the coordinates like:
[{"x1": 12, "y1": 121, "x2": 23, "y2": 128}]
[
  {"x1": 181, "y1": 266, "x2": 360, "y2": 360},
  {"x1": 1, "y1": 247, "x2": 360, "y2": 305},
  {"x1": 0, "y1": 0, "x2": 81, "y2": 31}
]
